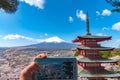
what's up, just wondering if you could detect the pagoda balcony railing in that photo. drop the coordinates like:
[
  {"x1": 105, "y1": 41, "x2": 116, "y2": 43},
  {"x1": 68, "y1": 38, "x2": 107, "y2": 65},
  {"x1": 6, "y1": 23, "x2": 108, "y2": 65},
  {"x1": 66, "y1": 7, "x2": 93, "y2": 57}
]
[
  {"x1": 78, "y1": 63, "x2": 104, "y2": 69},
  {"x1": 79, "y1": 54, "x2": 101, "y2": 57},
  {"x1": 85, "y1": 54, "x2": 101, "y2": 57},
  {"x1": 81, "y1": 66, "x2": 104, "y2": 69},
  {"x1": 81, "y1": 44, "x2": 100, "y2": 47},
  {"x1": 87, "y1": 79, "x2": 107, "y2": 80}
]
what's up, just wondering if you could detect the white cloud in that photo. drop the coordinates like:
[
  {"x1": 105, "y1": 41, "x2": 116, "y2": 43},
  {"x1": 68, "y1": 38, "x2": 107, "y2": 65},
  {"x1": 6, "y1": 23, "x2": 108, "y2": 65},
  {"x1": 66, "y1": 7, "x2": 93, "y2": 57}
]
[
  {"x1": 69, "y1": 16, "x2": 73, "y2": 23},
  {"x1": 20, "y1": 0, "x2": 45, "y2": 9},
  {"x1": 2, "y1": 34, "x2": 65, "y2": 43},
  {"x1": 96, "y1": 11, "x2": 100, "y2": 15},
  {"x1": 76, "y1": 10, "x2": 86, "y2": 21},
  {"x1": 3, "y1": 34, "x2": 35, "y2": 41},
  {"x1": 0, "y1": 35, "x2": 2, "y2": 37},
  {"x1": 45, "y1": 33, "x2": 48, "y2": 36},
  {"x1": 102, "y1": 9, "x2": 111, "y2": 16},
  {"x1": 96, "y1": 33, "x2": 107, "y2": 36},
  {"x1": 102, "y1": 27, "x2": 110, "y2": 30},
  {"x1": 102, "y1": 22, "x2": 120, "y2": 31},
  {"x1": 96, "y1": 9, "x2": 111, "y2": 16},
  {"x1": 112, "y1": 22, "x2": 120, "y2": 31},
  {"x1": 116, "y1": 39, "x2": 120, "y2": 42}
]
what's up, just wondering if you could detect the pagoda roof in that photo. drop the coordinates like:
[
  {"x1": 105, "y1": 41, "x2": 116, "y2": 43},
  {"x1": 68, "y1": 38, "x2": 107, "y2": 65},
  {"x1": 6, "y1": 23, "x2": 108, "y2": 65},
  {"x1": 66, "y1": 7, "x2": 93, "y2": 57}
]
[
  {"x1": 76, "y1": 56, "x2": 118, "y2": 63},
  {"x1": 77, "y1": 46, "x2": 114, "y2": 51},
  {"x1": 78, "y1": 68, "x2": 120, "y2": 78},
  {"x1": 72, "y1": 35, "x2": 111, "y2": 42}
]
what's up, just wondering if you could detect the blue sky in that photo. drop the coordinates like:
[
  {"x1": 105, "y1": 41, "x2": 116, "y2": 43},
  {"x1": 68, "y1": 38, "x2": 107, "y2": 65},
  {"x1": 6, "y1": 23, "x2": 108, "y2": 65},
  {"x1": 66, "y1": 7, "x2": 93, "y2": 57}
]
[{"x1": 0, "y1": 0, "x2": 120, "y2": 47}]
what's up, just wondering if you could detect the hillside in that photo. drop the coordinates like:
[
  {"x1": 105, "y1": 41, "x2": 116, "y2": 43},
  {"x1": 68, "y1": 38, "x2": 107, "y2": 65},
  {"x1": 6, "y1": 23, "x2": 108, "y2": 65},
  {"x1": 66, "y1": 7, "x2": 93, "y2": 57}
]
[
  {"x1": 25, "y1": 42, "x2": 78, "y2": 50},
  {"x1": 0, "y1": 47, "x2": 74, "y2": 80}
]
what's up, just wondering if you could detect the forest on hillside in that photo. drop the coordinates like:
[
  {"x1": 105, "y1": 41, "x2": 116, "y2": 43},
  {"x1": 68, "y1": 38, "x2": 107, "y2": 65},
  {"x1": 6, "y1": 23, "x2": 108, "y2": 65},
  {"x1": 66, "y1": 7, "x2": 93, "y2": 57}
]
[{"x1": 99, "y1": 49, "x2": 120, "y2": 58}]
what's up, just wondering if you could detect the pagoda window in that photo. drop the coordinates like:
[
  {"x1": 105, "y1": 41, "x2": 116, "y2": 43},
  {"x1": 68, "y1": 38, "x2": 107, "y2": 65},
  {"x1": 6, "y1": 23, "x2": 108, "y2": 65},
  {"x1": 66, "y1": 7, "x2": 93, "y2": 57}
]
[
  {"x1": 85, "y1": 50, "x2": 100, "y2": 57},
  {"x1": 81, "y1": 41, "x2": 83, "y2": 45},
  {"x1": 84, "y1": 50, "x2": 86, "y2": 56},
  {"x1": 80, "y1": 50, "x2": 83, "y2": 55},
  {"x1": 81, "y1": 50, "x2": 83, "y2": 54},
  {"x1": 81, "y1": 40, "x2": 86, "y2": 45},
  {"x1": 79, "y1": 63, "x2": 85, "y2": 67},
  {"x1": 80, "y1": 50, "x2": 86, "y2": 56},
  {"x1": 84, "y1": 40, "x2": 99, "y2": 47},
  {"x1": 78, "y1": 63, "x2": 82, "y2": 66},
  {"x1": 84, "y1": 63, "x2": 86, "y2": 68}
]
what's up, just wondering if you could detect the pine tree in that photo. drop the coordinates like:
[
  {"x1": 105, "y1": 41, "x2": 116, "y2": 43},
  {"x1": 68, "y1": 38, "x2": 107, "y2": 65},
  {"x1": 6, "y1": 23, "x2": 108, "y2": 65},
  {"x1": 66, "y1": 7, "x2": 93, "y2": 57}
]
[
  {"x1": 0, "y1": 0, "x2": 19, "y2": 13},
  {"x1": 106, "y1": 0, "x2": 120, "y2": 12}
]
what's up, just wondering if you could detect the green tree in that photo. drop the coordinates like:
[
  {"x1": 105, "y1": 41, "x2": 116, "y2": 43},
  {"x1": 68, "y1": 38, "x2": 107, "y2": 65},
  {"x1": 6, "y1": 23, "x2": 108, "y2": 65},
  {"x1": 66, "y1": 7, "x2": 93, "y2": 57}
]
[
  {"x1": 111, "y1": 49, "x2": 120, "y2": 56},
  {"x1": 74, "y1": 51, "x2": 80, "y2": 56},
  {"x1": 0, "y1": 0, "x2": 19, "y2": 13},
  {"x1": 106, "y1": 0, "x2": 120, "y2": 12},
  {"x1": 99, "y1": 49, "x2": 120, "y2": 58},
  {"x1": 99, "y1": 51, "x2": 111, "y2": 58}
]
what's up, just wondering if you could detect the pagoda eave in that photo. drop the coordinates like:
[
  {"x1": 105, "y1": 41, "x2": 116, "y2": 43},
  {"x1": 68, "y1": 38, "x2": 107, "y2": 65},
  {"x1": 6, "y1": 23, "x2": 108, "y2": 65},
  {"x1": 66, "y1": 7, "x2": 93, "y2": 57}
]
[
  {"x1": 77, "y1": 47, "x2": 114, "y2": 51},
  {"x1": 76, "y1": 56, "x2": 118, "y2": 63},
  {"x1": 78, "y1": 69, "x2": 120, "y2": 78},
  {"x1": 78, "y1": 61, "x2": 118, "y2": 63},
  {"x1": 72, "y1": 36, "x2": 112, "y2": 43}
]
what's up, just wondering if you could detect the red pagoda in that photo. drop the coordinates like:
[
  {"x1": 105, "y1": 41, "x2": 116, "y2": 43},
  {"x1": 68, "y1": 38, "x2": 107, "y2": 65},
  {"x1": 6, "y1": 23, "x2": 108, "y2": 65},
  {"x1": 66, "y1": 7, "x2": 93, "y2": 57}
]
[{"x1": 72, "y1": 13, "x2": 120, "y2": 80}]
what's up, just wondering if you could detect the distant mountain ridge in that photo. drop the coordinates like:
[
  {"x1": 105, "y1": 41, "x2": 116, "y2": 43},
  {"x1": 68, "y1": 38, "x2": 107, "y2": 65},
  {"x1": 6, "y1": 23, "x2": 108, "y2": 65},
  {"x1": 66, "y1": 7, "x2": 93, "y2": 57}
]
[{"x1": 26, "y1": 42, "x2": 77, "y2": 49}]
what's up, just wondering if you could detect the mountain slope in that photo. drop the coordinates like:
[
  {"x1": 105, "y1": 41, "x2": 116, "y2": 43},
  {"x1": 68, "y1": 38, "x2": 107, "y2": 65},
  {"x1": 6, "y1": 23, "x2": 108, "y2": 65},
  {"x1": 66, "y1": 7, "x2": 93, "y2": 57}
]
[{"x1": 27, "y1": 42, "x2": 77, "y2": 49}]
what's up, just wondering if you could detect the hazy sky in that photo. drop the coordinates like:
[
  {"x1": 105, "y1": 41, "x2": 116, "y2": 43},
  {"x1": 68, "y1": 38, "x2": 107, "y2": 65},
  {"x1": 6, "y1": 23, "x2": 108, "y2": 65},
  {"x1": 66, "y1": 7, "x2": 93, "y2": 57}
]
[{"x1": 0, "y1": 0, "x2": 120, "y2": 47}]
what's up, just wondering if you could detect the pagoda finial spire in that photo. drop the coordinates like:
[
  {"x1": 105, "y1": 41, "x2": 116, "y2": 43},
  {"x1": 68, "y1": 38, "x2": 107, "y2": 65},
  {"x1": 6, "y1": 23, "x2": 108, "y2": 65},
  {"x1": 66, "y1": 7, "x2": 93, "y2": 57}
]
[{"x1": 86, "y1": 12, "x2": 91, "y2": 35}]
